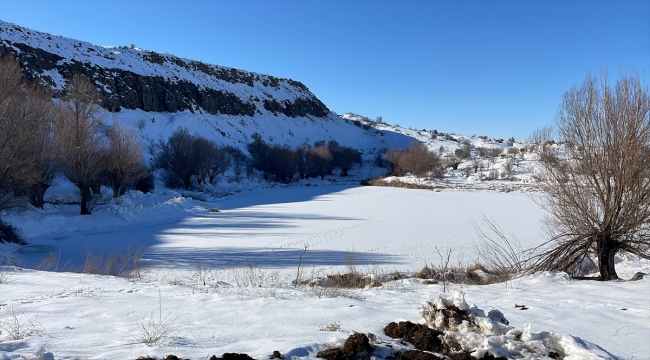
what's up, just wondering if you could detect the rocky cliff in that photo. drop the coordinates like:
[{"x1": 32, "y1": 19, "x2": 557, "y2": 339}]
[
  {"x1": 0, "y1": 21, "x2": 329, "y2": 118},
  {"x1": 0, "y1": 21, "x2": 413, "y2": 153}
]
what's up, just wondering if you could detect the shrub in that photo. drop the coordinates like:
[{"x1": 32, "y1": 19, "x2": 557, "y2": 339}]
[
  {"x1": 224, "y1": 146, "x2": 248, "y2": 182},
  {"x1": 489, "y1": 147, "x2": 503, "y2": 157},
  {"x1": 331, "y1": 145, "x2": 362, "y2": 177},
  {"x1": 506, "y1": 147, "x2": 519, "y2": 155},
  {"x1": 155, "y1": 128, "x2": 229, "y2": 189},
  {"x1": 155, "y1": 128, "x2": 197, "y2": 189},
  {"x1": 247, "y1": 133, "x2": 297, "y2": 183},
  {"x1": 502, "y1": 158, "x2": 515, "y2": 179},
  {"x1": 386, "y1": 141, "x2": 443, "y2": 178},
  {"x1": 477, "y1": 147, "x2": 488, "y2": 157},
  {"x1": 307, "y1": 145, "x2": 332, "y2": 180},
  {"x1": 102, "y1": 119, "x2": 148, "y2": 197},
  {"x1": 197, "y1": 141, "x2": 232, "y2": 185}
]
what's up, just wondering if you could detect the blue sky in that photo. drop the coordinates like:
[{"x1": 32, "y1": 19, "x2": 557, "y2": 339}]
[{"x1": 1, "y1": 0, "x2": 648, "y2": 139}]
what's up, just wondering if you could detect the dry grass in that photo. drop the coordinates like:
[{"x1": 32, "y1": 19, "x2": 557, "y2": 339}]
[
  {"x1": 366, "y1": 177, "x2": 442, "y2": 190},
  {"x1": 37, "y1": 246, "x2": 144, "y2": 279},
  {"x1": 0, "y1": 267, "x2": 9, "y2": 284},
  {"x1": 118, "y1": 290, "x2": 182, "y2": 347},
  {"x1": 0, "y1": 306, "x2": 45, "y2": 340},
  {"x1": 412, "y1": 257, "x2": 513, "y2": 286},
  {"x1": 473, "y1": 215, "x2": 529, "y2": 276}
]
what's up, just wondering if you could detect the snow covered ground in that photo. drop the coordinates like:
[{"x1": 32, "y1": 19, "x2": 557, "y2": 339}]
[{"x1": 1, "y1": 185, "x2": 649, "y2": 359}]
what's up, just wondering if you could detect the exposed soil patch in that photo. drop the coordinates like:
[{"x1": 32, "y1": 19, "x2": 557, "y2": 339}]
[
  {"x1": 210, "y1": 354, "x2": 256, "y2": 360},
  {"x1": 384, "y1": 322, "x2": 444, "y2": 352},
  {"x1": 384, "y1": 294, "x2": 509, "y2": 360},
  {"x1": 317, "y1": 333, "x2": 374, "y2": 360}
]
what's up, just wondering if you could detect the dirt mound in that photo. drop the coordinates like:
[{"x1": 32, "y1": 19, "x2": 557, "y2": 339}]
[
  {"x1": 209, "y1": 354, "x2": 256, "y2": 360},
  {"x1": 395, "y1": 350, "x2": 442, "y2": 360},
  {"x1": 384, "y1": 322, "x2": 444, "y2": 352},
  {"x1": 317, "y1": 333, "x2": 374, "y2": 360}
]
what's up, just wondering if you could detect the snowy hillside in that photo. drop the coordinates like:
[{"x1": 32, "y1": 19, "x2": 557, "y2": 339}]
[{"x1": 0, "y1": 21, "x2": 413, "y2": 153}]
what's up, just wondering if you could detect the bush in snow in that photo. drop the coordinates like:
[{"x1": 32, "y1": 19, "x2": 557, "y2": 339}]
[
  {"x1": 306, "y1": 145, "x2": 332, "y2": 180},
  {"x1": 327, "y1": 140, "x2": 362, "y2": 177},
  {"x1": 101, "y1": 118, "x2": 148, "y2": 198},
  {"x1": 385, "y1": 140, "x2": 443, "y2": 178},
  {"x1": 154, "y1": 128, "x2": 231, "y2": 189},
  {"x1": 248, "y1": 133, "x2": 297, "y2": 183}
]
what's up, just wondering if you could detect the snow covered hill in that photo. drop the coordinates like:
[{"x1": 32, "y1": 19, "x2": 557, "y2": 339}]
[{"x1": 0, "y1": 20, "x2": 413, "y2": 153}]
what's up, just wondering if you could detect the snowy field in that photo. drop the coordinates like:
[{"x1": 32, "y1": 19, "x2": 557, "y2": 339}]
[{"x1": 1, "y1": 185, "x2": 649, "y2": 359}]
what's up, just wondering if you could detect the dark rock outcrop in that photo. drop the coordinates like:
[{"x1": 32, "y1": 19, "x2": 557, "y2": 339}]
[{"x1": 0, "y1": 22, "x2": 330, "y2": 119}]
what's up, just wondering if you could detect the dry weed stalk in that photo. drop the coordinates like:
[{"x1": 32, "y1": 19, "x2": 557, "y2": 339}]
[
  {"x1": 119, "y1": 290, "x2": 182, "y2": 346},
  {"x1": 0, "y1": 306, "x2": 45, "y2": 340},
  {"x1": 473, "y1": 215, "x2": 528, "y2": 276}
]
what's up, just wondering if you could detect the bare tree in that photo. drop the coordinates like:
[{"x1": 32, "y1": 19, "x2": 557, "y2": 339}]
[
  {"x1": 26, "y1": 92, "x2": 60, "y2": 208},
  {"x1": 307, "y1": 145, "x2": 332, "y2": 180},
  {"x1": 155, "y1": 128, "x2": 200, "y2": 189},
  {"x1": 102, "y1": 116, "x2": 147, "y2": 198},
  {"x1": 532, "y1": 71, "x2": 650, "y2": 280},
  {"x1": 57, "y1": 75, "x2": 107, "y2": 215},
  {"x1": 528, "y1": 126, "x2": 555, "y2": 144},
  {"x1": 294, "y1": 145, "x2": 309, "y2": 179},
  {"x1": 385, "y1": 148, "x2": 404, "y2": 175},
  {"x1": 0, "y1": 58, "x2": 56, "y2": 209},
  {"x1": 205, "y1": 144, "x2": 232, "y2": 185}
]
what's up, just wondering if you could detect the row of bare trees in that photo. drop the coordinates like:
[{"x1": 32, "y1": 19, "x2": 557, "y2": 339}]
[
  {"x1": 248, "y1": 134, "x2": 362, "y2": 183},
  {"x1": 0, "y1": 58, "x2": 148, "y2": 216}
]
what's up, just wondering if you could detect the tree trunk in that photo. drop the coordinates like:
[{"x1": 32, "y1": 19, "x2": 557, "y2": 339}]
[
  {"x1": 27, "y1": 182, "x2": 50, "y2": 209},
  {"x1": 597, "y1": 237, "x2": 619, "y2": 280},
  {"x1": 182, "y1": 176, "x2": 192, "y2": 189},
  {"x1": 80, "y1": 186, "x2": 93, "y2": 215},
  {"x1": 112, "y1": 183, "x2": 126, "y2": 198},
  {"x1": 90, "y1": 181, "x2": 102, "y2": 195}
]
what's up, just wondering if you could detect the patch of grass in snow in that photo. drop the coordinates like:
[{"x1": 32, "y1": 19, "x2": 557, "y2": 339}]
[
  {"x1": 37, "y1": 246, "x2": 145, "y2": 279},
  {"x1": 319, "y1": 321, "x2": 342, "y2": 331},
  {"x1": 0, "y1": 306, "x2": 45, "y2": 341},
  {"x1": 365, "y1": 177, "x2": 443, "y2": 190},
  {"x1": 118, "y1": 290, "x2": 183, "y2": 347},
  {"x1": 0, "y1": 268, "x2": 9, "y2": 284}
]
